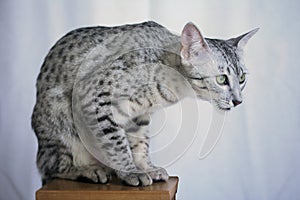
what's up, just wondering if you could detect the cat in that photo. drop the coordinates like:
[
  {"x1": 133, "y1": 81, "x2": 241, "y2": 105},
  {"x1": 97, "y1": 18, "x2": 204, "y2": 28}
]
[{"x1": 31, "y1": 21, "x2": 258, "y2": 186}]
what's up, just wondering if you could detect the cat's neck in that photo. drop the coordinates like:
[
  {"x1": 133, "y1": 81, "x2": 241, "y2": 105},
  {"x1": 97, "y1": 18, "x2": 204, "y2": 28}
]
[
  {"x1": 160, "y1": 37, "x2": 184, "y2": 73},
  {"x1": 157, "y1": 38, "x2": 198, "y2": 100}
]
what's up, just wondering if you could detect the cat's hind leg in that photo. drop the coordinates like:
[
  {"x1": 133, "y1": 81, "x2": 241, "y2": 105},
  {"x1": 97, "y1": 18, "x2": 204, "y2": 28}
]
[{"x1": 37, "y1": 137, "x2": 111, "y2": 185}]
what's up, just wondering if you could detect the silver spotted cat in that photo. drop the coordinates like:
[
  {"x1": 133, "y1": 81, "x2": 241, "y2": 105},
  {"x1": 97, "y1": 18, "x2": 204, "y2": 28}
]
[{"x1": 31, "y1": 21, "x2": 258, "y2": 186}]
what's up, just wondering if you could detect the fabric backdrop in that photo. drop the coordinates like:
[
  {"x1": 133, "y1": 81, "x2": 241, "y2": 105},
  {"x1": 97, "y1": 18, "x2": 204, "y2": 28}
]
[{"x1": 0, "y1": 0, "x2": 299, "y2": 199}]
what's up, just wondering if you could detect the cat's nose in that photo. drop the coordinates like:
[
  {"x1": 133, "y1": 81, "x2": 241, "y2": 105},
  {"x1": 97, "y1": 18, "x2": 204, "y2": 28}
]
[{"x1": 232, "y1": 100, "x2": 242, "y2": 107}]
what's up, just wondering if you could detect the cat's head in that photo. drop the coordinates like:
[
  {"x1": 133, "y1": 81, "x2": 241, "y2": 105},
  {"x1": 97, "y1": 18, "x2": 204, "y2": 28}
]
[{"x1": 180, "y1": 22, "x2": 258, "y2": 111}]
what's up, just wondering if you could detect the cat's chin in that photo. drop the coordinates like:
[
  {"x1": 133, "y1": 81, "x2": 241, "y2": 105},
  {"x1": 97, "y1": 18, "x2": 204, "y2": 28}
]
[
  {"x1": 214, "y1": 105, "x2": 231, "y2": 112},
  {"x1": 212, "y1": 101, "x2": 232, "y2": 111},
  {"x1": 220, "y1": 107, "x2": 231, "y2": 111}
]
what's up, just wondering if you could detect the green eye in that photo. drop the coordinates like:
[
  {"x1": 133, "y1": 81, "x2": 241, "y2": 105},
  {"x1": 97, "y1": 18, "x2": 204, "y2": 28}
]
[
  {"x1": 216, "y1": 75, "x2": 228, "y2": 85},
  {"x1": 239, "y1": 73, "x2": 246, "y2": 84}
]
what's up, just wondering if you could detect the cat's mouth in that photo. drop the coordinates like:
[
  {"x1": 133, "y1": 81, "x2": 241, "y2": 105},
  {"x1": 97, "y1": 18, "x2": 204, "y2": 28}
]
[
  {"x1": 218, "y1": 107, "x2": 231, "y2": 111},
  {"x1": 191, "y1": 85, "x2": 233, "y2": 111},
  {"x1": 215, "y1": 104, "x2": 231, "y2": 111},
  {"x1": 213, "y1": 100, "x2": 232, "y2": 111}
]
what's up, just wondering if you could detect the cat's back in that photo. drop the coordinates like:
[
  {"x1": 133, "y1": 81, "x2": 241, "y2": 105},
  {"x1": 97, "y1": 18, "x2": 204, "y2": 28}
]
[{"x1": 35, "y1": 21, "x2": 177, "y2": 93}]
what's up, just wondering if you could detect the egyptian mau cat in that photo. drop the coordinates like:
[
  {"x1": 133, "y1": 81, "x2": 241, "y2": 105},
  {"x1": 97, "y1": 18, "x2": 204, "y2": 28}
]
[{"x1": 31, "y1": 21, "x2": 258, "y2": 186}]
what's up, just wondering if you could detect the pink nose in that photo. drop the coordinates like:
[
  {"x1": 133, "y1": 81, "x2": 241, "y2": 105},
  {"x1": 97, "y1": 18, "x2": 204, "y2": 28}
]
[{"x1": 232, "y1": 100, "x2": 242, "y2": 107}]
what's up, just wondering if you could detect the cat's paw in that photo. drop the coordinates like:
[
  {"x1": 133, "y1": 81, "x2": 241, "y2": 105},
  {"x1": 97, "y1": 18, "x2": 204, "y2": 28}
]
[
  {"x1": 79, "y1": 167, "x2": 111, "y2": 184},
  {"x1": 117, "y1": 171, "x2": 153, "y2": 186},
  {"x1": 147, "y1": 167, "x2": 169, "y2": 182}
]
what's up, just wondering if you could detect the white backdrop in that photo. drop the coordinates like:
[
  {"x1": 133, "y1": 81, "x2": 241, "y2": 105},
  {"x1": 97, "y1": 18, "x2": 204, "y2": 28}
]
[{"x1": 1, "y1": 0, "x2": 299, "y2": 199}]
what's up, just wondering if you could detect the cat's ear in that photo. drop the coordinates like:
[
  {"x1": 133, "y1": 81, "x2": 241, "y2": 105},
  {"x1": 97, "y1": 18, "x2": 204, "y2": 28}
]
[
  {"x1": 181, "y1": 22, "x2": 209, "y2": 59},
  {"x1": 227, "y1": 28, "x2": 259, "y2": 50}
]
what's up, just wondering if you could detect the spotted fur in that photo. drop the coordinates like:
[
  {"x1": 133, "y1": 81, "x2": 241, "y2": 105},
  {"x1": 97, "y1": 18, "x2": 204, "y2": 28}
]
[{"x1": 31, "y1": 21, "x2": 257, "y2": 186}]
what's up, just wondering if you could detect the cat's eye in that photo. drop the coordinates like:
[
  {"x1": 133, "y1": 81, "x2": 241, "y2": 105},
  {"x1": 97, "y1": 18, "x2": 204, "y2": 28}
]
[
  {"x1": 239, "y1": 73, "x2": 246, "y2": 84},
  {"x1": 216, "y1": 75, "x2": 228, "y2": 85}
]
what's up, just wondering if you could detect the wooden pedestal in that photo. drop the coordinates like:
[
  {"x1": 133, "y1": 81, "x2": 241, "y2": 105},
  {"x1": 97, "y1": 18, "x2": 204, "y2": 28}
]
[{"x1": 36, "y1": 176, "x2": 178, "y2": 200}]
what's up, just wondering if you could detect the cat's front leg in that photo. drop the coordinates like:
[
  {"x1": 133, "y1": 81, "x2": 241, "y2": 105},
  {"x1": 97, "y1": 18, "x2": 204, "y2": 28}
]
[
  {"x1": 73, "y1": 88, "x2": 153, "y2": 186},
  {"x1": 127, "y1": 114, "x2": 169, "y2": 182},
  {"x1": 94, "y1": 125, "x2": 153, "y2": 186}
]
